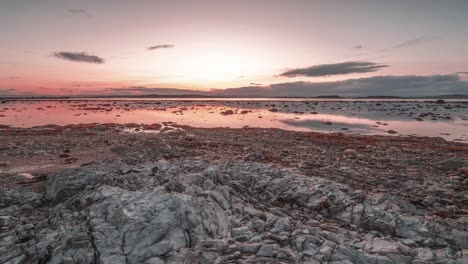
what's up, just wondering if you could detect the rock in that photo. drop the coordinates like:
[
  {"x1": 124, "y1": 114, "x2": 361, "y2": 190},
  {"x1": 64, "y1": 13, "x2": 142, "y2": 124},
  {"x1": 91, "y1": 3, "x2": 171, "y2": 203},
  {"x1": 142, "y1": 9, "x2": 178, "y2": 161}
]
[
  {"x1": 1, "y1": 159, "x2": 467, "y2": 263},
  {"x1": 45, "y1": 167, "x2": 108, "y2": 202},
  {"x1": 14, "y1": 173, "x2": 35, "y2": 181},
  {"x1": 458, "y1": 166, "x2": 468, "y2": 176},
  {"x1": 439, "y1": 158, "x2": 468, "y2": 171},
  {"x1": 0, "y1": 162, "x2": 9, "y2": 167},
  {"x1": 343, "y1": 149, "x2": 358, "y2": 159},
  {"x1": 240, "y1": 243, "x2": 261, "y2": 254},
  {"x1": 256, "y1": 244, "x2": 279, "y2": 257},
  {"x1": 272, "y1": 218, "x2": 290, "y2": 233},
  {"x1": 268, "y1": 108, "x2": 279, "y2": 112},
  {"x1": 220, "y1": 110, "x2": 234, "y2": 115},
  {"x1": 387, "y1": 130, "x2": 398, "y2": 134},
  {"x1": 369, "y1": 238, "x2": 399, "y2": 254}
]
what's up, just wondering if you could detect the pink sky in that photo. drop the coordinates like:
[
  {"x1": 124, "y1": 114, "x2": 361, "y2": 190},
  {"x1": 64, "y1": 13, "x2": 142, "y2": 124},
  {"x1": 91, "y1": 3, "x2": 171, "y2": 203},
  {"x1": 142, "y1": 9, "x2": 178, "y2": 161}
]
[{"x1": 1, "y1": 0, "x2": 467, "y2": 96}]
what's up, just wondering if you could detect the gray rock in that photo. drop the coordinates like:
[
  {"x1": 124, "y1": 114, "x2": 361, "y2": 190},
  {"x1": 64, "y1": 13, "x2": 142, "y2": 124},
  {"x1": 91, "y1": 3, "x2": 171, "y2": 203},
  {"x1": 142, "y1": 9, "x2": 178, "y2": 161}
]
[
  {"x1": 1, "y1": 159, "x2": 467, "y2": 263},
  {"x1": 257, "y1": 244, "x2": 279, "y2": 258},
  {"x1": 438, "y1": 158, "x2": 468, "y2": 170}
]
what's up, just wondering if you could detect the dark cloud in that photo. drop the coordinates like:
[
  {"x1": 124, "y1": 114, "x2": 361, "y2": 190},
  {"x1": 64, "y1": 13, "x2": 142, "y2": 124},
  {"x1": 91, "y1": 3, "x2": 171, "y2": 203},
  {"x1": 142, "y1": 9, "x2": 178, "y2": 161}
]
[
  {"x1": 147, "y1": 44, "x2": 175, "y2": 50},
  {"x1": 353, "y1": 45, "x2": 364, "y2": 50},
  {"x1": 279, "y1": 61, "x2": 388, "y2": 77},
  {"x1": 60, "y1": 88, "x2": 75, "y2": 93},
  {"x1": 53, "y1": 52, "x2": 104, "y2": 64},
  {"x1": 0, "y1": 88, "x2": 38, "y2": 97},
  {"x1": 106, "y1": 74, "x2": 467, "y2": 97},
  {"x1": 217, "y1": 74, "x2": 468, "y2": 97},
  {"x1": 392, "y1": 36, "x2": 439, "y2": 49},
  {"x1": 68, "y1": 9, "x2": 92, "y2": 18},
  {"x1": 0, "y1": 88, "x2": 16, "y2": 94}
]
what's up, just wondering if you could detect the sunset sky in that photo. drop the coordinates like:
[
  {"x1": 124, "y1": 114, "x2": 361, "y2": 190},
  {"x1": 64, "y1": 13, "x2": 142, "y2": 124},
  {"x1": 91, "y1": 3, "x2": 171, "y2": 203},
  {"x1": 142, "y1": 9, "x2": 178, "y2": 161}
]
[{"x1": 1, "y1": 0, "x2": 468, "y2": 97}]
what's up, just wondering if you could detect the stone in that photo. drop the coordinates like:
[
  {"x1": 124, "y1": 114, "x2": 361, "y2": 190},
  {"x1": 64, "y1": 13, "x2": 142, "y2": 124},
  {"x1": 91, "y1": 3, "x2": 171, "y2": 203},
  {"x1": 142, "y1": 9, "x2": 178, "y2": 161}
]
[
  {"x1": 257, "y1": 244, "x2": 279, "y2": 258},
  {"x1": 343, "y1": 149, "x2": 358, "y2": 159},
  {"x1": 439, "y1": 158, "x2": 468, "y2": 171},
  {"x1": 458, "y1": 167, "x2": 468, "y2": 176},
  {"x1": 15, "y1": 173, "x2": 34, "y2": 181}
]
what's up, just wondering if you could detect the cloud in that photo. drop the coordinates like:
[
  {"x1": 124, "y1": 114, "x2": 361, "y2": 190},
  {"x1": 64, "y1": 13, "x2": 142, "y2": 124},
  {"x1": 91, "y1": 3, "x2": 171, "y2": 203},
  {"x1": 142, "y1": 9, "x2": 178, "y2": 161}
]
[
  {"x1": 52, "y1": 52, "x2": 105, "y2": 64},
  {"x1": 68, "y1": 9, "x2": 92, "y2": 18},
  {"x1": 147, "y1": 44, "x2": 175, "y2": 50},
  {"x1": 250, "y1": 83, "x2": 262, "y2": 86},
  {"x1": 102, "y1": 74, "x2": 467, "y2": 98},
  {"x1": 392, "y1": 36, "x2": 440, "y2": 49},
  {"x1": 353, "y1": 45, "x2": 364, "y2": 50},
  {"x1": 279, "y1": 61, "x2": 388, "y2": 77},
  {"x1": 0, "y1": 88, "x2": 16, "y2": 94},
  {"x1": 0, "y1": 88, "x2": 38, "y2": 97},
  {"x1": 217, "y1": 74, "x2": 468, "y2": 97}
]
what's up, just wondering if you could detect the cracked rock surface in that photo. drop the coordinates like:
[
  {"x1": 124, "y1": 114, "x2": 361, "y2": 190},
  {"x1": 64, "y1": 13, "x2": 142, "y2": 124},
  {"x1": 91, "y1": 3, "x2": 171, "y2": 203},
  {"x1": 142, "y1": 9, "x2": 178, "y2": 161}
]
[{"x1": 1, "y1": 158, "x2": 467, "y2": 263}]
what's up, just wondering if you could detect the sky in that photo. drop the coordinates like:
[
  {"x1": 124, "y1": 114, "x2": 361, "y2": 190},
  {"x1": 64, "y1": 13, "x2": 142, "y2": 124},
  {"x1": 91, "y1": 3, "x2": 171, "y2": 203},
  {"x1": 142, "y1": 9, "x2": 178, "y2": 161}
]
[{"x1": 1, "y1": 0, "x2": 468, "y2": 97}]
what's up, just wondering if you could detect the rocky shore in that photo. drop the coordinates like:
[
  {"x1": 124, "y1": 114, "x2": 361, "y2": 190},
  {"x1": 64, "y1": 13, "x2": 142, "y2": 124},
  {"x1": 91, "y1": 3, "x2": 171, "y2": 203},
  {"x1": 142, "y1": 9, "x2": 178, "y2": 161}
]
[{"x1": 1, "y1": 124, "x2": 467, "y2": 263}]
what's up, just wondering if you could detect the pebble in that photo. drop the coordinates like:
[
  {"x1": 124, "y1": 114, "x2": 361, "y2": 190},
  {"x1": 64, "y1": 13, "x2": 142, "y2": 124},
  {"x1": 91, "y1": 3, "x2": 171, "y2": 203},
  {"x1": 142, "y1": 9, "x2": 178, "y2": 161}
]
[
  {"x1": 343, "y1": 149, "x2": 358, "y2": 159},
  {"x1": 15, "y1": 173, "x2": 35, "y2": 181},
  {"x1": 458, "y1": 167, "x2": 468, "y2": 176}
]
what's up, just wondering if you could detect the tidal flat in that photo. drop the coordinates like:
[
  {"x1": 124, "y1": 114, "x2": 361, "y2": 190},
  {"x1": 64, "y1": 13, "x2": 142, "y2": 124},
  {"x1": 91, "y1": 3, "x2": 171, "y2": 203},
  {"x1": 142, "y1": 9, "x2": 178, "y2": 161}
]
[{"x1": 1, "y1": 99, "x2": 467, "y2": 141}]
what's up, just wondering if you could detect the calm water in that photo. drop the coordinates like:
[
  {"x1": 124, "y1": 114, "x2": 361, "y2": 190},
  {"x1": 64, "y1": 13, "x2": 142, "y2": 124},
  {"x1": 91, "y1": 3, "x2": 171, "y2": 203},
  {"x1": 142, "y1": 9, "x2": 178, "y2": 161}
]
[{"x1": 1, "y1": 99, "x2": 467, "y2": 141}]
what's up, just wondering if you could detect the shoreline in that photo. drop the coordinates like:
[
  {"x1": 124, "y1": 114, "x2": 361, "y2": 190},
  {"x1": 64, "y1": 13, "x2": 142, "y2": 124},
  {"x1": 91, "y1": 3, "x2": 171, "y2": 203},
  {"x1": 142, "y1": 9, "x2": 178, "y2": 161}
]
[{"x1": 1, "y1": 123, "x2": 468, "y2": 184}]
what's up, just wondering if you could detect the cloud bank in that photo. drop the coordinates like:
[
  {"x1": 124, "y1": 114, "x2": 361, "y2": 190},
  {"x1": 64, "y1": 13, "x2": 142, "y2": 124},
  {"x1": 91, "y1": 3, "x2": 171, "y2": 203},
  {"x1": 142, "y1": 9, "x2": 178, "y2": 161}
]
[
  {"x1": 4, "y1": 75, "x2": 467, "y2": 98},
  {"x1": 218, "y1": 74, "x2": 468, "y2": 97},
  {"x1": 53, "y1": 52, "x2": 104, "y2": 64},
  {"x1": 279, "y1": 61, "x2": 388, "y2": 77},
  {"x1": 147, "y1": 44, "x2": 174, "y2": 50},
  {"x1": 103, "y1": 74, "x2": 468, "y2": 98},
  {"x1": 0, "y1": 88, "x2": 16, "y2": 95}
]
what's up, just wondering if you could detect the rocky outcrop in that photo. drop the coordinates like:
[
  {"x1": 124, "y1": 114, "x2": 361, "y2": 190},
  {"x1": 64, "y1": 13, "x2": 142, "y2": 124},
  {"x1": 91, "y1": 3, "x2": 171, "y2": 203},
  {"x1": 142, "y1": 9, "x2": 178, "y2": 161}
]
[{"x1": 1, "y1": 159, "x2": 467, "y2": 263}]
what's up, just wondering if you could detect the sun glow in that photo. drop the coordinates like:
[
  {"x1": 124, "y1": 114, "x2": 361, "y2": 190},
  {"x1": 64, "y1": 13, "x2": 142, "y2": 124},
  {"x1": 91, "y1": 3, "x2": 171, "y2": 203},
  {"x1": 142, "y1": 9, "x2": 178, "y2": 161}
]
[{"x1": 173, "y1": 52, "x2": 266, "y2": 83}]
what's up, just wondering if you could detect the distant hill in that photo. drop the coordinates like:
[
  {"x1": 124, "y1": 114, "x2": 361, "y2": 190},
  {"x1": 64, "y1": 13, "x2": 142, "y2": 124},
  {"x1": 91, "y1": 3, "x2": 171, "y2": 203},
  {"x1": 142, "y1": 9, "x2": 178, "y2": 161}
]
[
  {"x1": 358, "y1": 96, "x2": 403, "y2": 99},
  {"x1": 418, "y1": 94, "x2": 468, "y2": 99},
  {"x1": 1, "y1": 94, "x2": 468, "y2": 100},
  {"x1": 314, "y1": 95, "x2": 342, "y2": 98}
]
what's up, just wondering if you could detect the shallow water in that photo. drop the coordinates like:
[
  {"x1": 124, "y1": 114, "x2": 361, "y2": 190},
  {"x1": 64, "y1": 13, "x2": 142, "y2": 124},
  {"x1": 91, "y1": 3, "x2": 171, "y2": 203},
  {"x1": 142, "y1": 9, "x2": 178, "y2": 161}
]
[{"x1": 1, "y1": 99, "x2": 467, "y2": 141}]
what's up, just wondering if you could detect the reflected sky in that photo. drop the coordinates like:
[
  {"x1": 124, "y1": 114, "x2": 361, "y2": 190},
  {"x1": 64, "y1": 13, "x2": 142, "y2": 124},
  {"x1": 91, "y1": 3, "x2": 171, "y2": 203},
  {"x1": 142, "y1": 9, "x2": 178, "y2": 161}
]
[{"x1": 1, "y1": 100, "x2": 467, "y2": 141}]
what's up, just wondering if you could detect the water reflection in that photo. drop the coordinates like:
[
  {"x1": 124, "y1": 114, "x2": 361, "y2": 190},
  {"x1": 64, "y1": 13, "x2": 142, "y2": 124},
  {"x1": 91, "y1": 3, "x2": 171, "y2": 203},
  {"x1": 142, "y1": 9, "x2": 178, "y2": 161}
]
[{"x1": 0, "y1": 100, "x2": 467, "y2": 141}]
